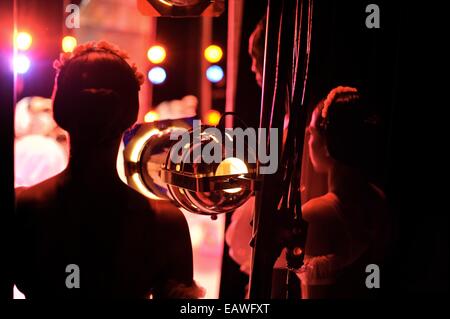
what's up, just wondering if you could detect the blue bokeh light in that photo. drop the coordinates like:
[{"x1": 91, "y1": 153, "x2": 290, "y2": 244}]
[
  {"x1": 148, "y1": 67, "x2": 167, "y2": 85},
  {"x1": 13, "y1": 54, "x2": 31, "y2": 74},
  {"x1": 206, "y1": 65, "x2": 224, "y2": 83}
]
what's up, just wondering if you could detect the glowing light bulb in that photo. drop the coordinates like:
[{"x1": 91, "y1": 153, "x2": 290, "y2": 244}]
[
  {"x1": 62, "y1": 36, "x2": 77, "y2": 53},
  {"x1": 215, "y1": 157, "x2": 248, "y2": 194},
  {"x1": 147, "y1": 45, "x2": 166, "y2": 64},
  {"x1": 204, "y1": 45, "x2": 223, "y2": 63},
  {"x1": 148, "y1": 67, "x2": 167, "y2": 84},
  {"x1": 15, "y1": 32, "x2": 32, "y2": 51},
  {"x1": 205, "y1": 109, "x2": 221, "y2": 126}
]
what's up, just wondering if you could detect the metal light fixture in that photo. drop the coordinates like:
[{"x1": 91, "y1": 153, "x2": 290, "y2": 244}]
[
  {"x1": 137, "y1": 0, "x2": 225, "y2": 17},
  {"x1": 122, "y1": 117, "x2": 259, "y2": 218}
]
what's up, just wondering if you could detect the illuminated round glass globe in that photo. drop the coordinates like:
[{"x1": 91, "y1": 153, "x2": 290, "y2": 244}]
[
  {"x1": 147, "y1": 45, "x2": 166, "y2": 64},
  {"x1": 62, "y1": 36, "x2": 77, "y2": 53},
  {"x1": 163, "y1": 126, "x2": 256, "y2": 215},
  {"x1": 16, "y1": 32, "x2": 32, "y2": 51},
  {"x1": 204, "y1": 45, "x2": 223, "y2": 63},
  {"x1": 123, "y1": 121, "x2": 258, "y2": 217},
  {"x1": 13, "y1": 54, "x2": 31, "y2": 74},
  {"x1": 205, "y1": 109, "x2": 221, "y2": 126},
  {"x1": 206, "y1": 65, "x2": 224, "y2": 83},
  {"x1": 148, "y1": 67, "x2": 167, "y2": 84}
]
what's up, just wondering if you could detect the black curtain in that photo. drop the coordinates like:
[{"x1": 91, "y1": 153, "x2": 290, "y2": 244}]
[
  {"x1": 229, "y1": 0, "x2": 447, "y2": 298},
  {"x1": 0, "y1": 0, "x2": 15, "y2": 301}
]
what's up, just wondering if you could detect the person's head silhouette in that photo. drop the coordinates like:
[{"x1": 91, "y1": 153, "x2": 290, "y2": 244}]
[
  {"x1": 307, "y1": 86, "x2": 376, "y2": 174},
  {"x1": 52, "y1": 41, "x2": 144, "y2": 150},
  {"x1": 248, "y1": 16, "x2": 266, "y2": 87}
]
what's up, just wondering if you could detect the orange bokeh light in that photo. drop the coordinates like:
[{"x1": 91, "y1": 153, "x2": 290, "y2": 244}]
[
  {"x1": 205, "y1": 109, "x2": 221, "y2": 126},
  {"x1": 62, "y1": 36, "x2": 77, "y2": 53},
  {"x1": 204, "y1": 45, "x2": 223, "y2": 63},
  {"x1": 147, "y1": 45, "x2": 166, "y2": 64},
  {"x1": 144, "y1": 110, "x2": 160, "y2": 123},
  {"x1": 15, "y1": 32, "x2": 32, "y2": 51}
]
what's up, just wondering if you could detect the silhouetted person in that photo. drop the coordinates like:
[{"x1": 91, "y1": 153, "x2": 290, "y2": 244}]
[
  {"x1": 13, "y1": 41, "x2": 201, "y2": 299},
  {"x1": 248, "y1": 16, "x2": 265, "y2": 87},
  {"x1": 297, "y1": 86, "x2": 388, "y2": 298}
]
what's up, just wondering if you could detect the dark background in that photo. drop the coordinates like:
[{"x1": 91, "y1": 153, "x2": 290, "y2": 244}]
[{"x1": 222, "y1": 0, "x2": 447, "y2": 296}]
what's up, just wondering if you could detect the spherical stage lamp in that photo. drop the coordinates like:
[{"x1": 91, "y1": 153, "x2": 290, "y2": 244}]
[{"x1": 122, "y1": 117, "x2": 259, "y2": 218}]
